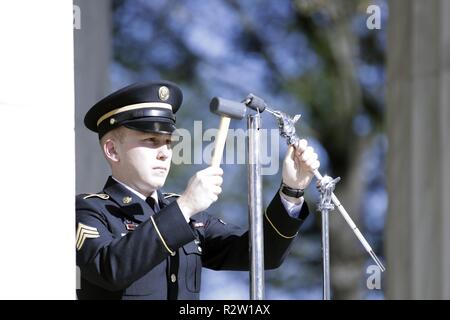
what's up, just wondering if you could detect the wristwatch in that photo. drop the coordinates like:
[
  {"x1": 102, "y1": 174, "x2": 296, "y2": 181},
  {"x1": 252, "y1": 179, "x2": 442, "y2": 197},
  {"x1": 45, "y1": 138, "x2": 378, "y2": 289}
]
[{"x1": 280, "y1": 182, "x2": 304, "y2": 198}]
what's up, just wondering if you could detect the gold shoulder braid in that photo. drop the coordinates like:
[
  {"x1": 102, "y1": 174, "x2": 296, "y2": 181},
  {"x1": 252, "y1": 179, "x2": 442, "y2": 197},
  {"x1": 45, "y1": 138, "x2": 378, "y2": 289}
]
[
  {"x1": 163, "y1": 192, "x2": 181, "y2": 199},
  {"x1": 83, "y1": 193, "x2": 110, "y2": 200}
]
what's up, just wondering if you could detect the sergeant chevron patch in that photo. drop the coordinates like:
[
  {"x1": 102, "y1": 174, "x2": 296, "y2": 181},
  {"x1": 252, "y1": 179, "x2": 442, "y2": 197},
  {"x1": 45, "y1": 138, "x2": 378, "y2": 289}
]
[{"x1": 76, "y1": 223, "x2": 100, "y2": 251}]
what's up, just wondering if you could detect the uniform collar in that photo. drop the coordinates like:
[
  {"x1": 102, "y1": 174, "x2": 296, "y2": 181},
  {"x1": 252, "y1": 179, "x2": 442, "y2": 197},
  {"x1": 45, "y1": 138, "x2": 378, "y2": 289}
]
[
  {"x1": 111, "y1": 176, "x2": 159, "y2": 204},
  {"x1": 103, "y1": 176, "x2": 165, "y2": 223}
]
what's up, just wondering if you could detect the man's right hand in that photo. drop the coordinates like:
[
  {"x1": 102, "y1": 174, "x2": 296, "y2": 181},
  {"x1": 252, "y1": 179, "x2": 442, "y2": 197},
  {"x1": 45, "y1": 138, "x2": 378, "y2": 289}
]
[{"x1": 177, "y1": 166, "x2": 223, "y2": 220}]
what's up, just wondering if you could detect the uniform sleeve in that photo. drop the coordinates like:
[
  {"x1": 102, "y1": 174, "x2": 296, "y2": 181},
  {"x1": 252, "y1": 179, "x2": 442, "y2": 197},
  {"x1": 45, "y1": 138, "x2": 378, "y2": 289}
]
[
  {"x1": 201, "y1": 192, "x2": 309, "y2": 271},
  {"x1": 76, "y1": 197, "x2": 195, "y2": 291},
  {"x1": 279, "y1": 191, "x2": 305, "y2": 218}
]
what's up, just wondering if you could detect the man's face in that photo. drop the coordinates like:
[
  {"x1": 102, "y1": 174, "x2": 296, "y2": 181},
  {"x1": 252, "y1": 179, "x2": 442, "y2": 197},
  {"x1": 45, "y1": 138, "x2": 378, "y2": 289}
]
[{"x1": 111, "y1": 127, "x2": 173, "y2": 194}]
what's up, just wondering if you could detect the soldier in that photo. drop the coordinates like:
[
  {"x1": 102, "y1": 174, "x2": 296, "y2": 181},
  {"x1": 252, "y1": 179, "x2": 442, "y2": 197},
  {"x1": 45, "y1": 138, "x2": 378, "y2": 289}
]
[{"x1": 76, "y1": 80, "x2": 320, "y2": 299}]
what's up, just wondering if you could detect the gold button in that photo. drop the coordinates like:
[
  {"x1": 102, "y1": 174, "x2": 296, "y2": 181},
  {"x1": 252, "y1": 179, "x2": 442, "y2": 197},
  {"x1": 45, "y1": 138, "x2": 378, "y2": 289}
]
[
  {"x1": 197, "y1": 246, "x2": 202, "y2": 253},
  {"x1": 122, "y1": 196, "x2": 132, "y2": 204},
  {"x1": 170, "y1": 274, "x2": 177, "y2": 283},
  {"x1": 171, "y1": 251, "x2": 176, "y2": 257}
]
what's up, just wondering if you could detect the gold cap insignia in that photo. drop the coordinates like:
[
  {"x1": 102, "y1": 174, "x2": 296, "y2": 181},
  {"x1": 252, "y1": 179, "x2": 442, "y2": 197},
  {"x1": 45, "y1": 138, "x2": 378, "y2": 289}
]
[
  {"x1": 158, "y1": 86, "x2": 170, "y2": 101},
  {"x1": 122, "y1": 196, "x2": 133, "y2": 204}
]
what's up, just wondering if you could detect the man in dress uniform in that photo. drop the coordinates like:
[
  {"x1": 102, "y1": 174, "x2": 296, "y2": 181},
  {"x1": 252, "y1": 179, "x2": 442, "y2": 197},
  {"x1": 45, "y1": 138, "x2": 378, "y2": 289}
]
[{"x1": 76, "y1": 80, "x2": 320, "y2": 300}]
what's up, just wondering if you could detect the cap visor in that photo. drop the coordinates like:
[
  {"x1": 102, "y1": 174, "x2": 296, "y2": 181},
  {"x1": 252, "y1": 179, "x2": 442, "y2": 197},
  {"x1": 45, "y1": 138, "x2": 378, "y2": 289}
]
[{"x1": 122, "y1": 118, "x2": 176, "y2": 135}]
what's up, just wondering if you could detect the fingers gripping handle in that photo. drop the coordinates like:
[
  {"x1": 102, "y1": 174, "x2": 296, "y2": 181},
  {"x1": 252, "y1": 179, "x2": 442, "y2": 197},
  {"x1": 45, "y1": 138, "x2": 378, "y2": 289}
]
[{"x1": 211, "y1": 116, "x2": 231, "y2": 167}]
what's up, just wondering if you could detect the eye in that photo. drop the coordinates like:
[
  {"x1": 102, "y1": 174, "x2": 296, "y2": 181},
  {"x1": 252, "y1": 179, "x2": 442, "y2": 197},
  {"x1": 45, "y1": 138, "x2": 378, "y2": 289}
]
[{"x1": 141, "y1": 137, "x2": 156, "y2": 146}]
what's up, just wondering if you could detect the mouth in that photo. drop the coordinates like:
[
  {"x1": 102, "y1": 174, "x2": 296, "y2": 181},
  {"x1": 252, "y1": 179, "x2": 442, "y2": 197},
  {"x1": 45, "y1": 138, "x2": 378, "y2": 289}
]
[{"x1": 153, "y1": 167, "x2": 168, "y2": 172}]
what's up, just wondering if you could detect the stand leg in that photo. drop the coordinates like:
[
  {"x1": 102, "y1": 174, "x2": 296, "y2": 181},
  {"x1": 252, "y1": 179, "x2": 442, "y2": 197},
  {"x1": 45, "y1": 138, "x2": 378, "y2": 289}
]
[
  {"x1": 247, "y1": 114, "x2": 264, "y2": 300},
  {"x1": 318, "y1": 175, "x2": 338, "y2": 300},
  {"x1": 322, "y1": 209, "x2": 331, "y2": 300}
]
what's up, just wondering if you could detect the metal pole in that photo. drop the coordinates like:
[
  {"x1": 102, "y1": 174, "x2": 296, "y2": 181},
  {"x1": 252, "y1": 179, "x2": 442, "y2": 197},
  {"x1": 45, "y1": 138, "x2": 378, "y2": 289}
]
[
  {"x1": 317, "y1": 175, "x2": 340, "y2": 300},
  {"x1": 247, "y1": 113, "x2": 264, "y2": 300},
  {"x1": 261, "y1": 104, "x2": 385, "y2": 272},
  {"x1": 321, "y1": 208, "x2": 331, "y2": 300},
  {"x1": 314, "y1": 170, "x2": 385, "y2": 272}
]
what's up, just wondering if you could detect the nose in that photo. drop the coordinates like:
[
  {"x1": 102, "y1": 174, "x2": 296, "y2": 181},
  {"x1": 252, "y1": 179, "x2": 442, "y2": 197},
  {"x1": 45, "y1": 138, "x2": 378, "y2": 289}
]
[{"x1": 156, "y1": 144, "x2": 171, "y2": 161}]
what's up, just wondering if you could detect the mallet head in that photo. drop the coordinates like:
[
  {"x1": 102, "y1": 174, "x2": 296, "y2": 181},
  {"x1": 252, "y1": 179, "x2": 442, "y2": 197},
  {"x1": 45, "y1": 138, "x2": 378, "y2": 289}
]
[{"x1": 210, "y1": 97, "x2": 246, "y2": 120}]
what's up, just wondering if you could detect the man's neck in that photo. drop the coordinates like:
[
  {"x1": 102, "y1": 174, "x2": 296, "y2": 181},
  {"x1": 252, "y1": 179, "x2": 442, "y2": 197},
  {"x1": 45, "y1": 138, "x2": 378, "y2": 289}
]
[{"x1": 111, "y1": 176, "x2": 157, "y2": 201}]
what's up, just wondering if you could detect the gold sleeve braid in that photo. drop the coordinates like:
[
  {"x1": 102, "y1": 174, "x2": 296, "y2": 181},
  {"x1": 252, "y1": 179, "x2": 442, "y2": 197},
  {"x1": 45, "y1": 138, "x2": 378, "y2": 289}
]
[
  {"x1": 264, "y1": 210, "x2": 298, "y2": 239},
  {"x1": 150, "y1": 216, "x2": 175, "y2": 256}
]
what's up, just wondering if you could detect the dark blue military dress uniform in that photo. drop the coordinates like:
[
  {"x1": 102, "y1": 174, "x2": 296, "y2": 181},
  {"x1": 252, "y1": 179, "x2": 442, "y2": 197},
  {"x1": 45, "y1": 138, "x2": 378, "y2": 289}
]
[
  {"x1": 76, "y1": 80, "x2": 310, "y2": 299},
  {"x1": 76, "y1": 177, "x2": 309, "y2": 300}
]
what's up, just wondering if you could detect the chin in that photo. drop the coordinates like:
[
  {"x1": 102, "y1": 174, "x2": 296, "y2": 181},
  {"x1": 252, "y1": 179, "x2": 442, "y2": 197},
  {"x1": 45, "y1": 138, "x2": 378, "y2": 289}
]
[{"x1": 149, "y1": 177, "x2": 167, "y2": 189}]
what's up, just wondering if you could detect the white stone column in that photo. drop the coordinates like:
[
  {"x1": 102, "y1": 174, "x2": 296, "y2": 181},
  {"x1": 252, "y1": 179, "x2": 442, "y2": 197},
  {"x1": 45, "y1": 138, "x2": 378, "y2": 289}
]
[
  {"x1": 74, "y1": 0, "x2": 111, "y2": 194},
  {"x1": 386, "y1": 0, "x2": 450, "y2": 299},
  {"x1": 0, "y1": 0, "x2": 75, "y2": 299}
]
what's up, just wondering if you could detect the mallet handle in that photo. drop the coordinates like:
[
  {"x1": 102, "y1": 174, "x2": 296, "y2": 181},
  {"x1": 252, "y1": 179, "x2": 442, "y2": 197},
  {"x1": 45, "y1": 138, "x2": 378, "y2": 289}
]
[{"x1": 211, "y1": 116, "x2": 231, "y2": 167}]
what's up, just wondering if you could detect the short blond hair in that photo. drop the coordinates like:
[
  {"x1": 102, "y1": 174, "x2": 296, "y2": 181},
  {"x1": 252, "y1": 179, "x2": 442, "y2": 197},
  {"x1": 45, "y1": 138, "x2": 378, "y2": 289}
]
[
  {"x1": 99, "y1": 126, "x2": 125, "y2": 146},
  {"x1": 99, "y1": 126, "x2": 127, "y2": 167}
]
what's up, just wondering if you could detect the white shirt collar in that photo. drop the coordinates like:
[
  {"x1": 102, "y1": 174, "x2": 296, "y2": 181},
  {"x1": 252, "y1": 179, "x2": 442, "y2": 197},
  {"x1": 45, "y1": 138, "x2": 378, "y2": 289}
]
[{"x1": 111, "y1": 176, "x2": 158, "y2": 203}]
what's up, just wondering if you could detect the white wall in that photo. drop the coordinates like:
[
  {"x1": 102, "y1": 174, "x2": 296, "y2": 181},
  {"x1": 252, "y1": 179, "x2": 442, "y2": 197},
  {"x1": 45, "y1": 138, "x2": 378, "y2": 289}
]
[
  {"x1": 386, "y1": 0, "x2": 450, "y2": 299},
  {"x1": 74, "y1": 0, "x2": 111, "y2": 195},
  {"x1": 0, "y1": 0, "x2": 75, "y2": 299}
]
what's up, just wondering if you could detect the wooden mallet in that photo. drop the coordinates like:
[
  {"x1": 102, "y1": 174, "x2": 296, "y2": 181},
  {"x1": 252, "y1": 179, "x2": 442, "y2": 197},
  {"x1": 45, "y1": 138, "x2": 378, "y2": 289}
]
[{"x1": 209, "y1": 97, "x2": 247, "y2": 167}]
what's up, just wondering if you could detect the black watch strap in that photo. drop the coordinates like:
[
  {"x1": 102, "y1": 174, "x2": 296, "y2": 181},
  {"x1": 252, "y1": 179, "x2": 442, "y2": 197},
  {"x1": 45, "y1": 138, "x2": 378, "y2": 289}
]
[{"x1": 280, "y1": 182, "x2": 304, "y2": 198}]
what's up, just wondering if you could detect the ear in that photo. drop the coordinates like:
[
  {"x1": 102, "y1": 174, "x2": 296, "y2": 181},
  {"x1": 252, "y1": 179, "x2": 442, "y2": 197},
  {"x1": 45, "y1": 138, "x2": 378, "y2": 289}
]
[{"x1": 103, "y1": 139, "x2": 120, "y2": 163}]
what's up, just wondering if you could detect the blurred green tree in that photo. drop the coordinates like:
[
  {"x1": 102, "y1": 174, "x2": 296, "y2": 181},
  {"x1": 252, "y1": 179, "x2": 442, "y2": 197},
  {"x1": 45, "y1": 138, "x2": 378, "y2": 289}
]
[{"x1": 111, "y1": 0, "x2": 386, "y2": 299}]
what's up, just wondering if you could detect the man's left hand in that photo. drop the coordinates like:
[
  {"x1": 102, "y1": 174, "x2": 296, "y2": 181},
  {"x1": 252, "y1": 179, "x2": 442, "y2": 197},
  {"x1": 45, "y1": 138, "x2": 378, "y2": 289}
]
[{"x1": 282, "y1": 139, "x2": 320, "y2": 193}]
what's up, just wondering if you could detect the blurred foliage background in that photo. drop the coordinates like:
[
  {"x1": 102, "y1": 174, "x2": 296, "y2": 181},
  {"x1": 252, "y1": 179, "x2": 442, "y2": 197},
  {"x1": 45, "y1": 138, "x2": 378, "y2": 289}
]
[{"x1": 109, "y1": 0, "x2": 388, "y2": 299}]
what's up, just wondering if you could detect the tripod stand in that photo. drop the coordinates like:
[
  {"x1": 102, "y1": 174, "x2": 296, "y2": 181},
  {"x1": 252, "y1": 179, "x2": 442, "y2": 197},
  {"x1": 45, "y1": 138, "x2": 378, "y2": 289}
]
[
  {"x1": 210, "y1": 93, "x2": 385, "y2": 300},
  {"x1": 244, "y1": 94, "x2": 386, "y2": 300}
]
